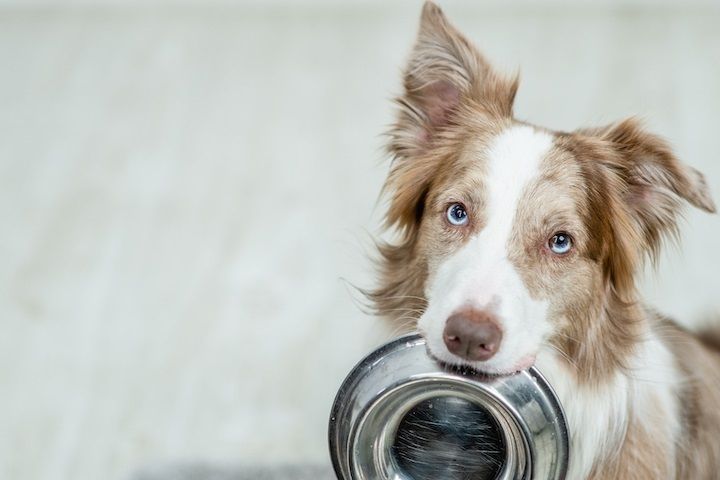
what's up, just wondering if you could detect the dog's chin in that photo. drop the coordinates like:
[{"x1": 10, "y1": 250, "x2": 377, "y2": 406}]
[{"x1": 425, "y1": 346, "x2": 536, "y2": 377}]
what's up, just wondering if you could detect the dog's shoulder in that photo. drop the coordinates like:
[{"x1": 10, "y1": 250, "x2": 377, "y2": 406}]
[{"x1": 645, "y1": 306, "x2": 720, "y2": 478}]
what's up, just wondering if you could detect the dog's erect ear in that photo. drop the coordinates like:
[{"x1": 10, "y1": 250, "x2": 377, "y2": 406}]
[
  {"x1": 388, "y1": 2, "x2": 517, "y2": 159},
  {"x1": 597, "y1": 118, "x2": 715, "y2": 260}
]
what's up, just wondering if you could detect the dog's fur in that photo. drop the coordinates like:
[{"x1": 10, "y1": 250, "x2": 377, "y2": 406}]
[{"x1": 369, "y1": 3, "x2": 720, "y2": 478}]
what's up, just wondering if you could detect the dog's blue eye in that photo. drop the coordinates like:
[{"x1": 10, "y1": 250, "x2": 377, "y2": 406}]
[
  {"x1": 549, "y1": 233, "x2": 572, "y2": 254},
  {"x1": 446, "y1": 203, "x2": 468, "y2": 226}
]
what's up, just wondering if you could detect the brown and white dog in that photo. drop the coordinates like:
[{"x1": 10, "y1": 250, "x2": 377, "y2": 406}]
[{"x1": 369, "y1": 2, "x2": 720, "y2": 478}]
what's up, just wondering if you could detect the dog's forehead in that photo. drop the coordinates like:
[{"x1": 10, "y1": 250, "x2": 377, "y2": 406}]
[
  {"x1": 459, "y1": 124, "x2": 572, "y2": 199},
  {"x1": 484, "y1": 125, "x2": 555, "y2": 180},
  {"x1": 430, "y1": 123, "x2": 585, "y2": 217}
]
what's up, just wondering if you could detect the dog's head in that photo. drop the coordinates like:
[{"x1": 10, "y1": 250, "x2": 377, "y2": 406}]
[{"x1": 372, "y1": 2, "x2": 715, "y2": 377}]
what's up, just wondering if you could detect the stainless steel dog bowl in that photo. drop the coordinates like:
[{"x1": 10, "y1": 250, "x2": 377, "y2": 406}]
[{"x1": 328, "y1": 334, "x2": 568, "y2": 480}]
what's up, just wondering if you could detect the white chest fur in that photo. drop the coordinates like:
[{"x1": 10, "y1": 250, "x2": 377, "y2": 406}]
[{"x1": 535, "y1": 330, "x2": 681, "y2": 478}]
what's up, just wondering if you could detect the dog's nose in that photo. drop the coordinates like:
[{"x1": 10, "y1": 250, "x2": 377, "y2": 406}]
[{"x1": 443, "y1": 309, "x2": 502, "y2": 362}]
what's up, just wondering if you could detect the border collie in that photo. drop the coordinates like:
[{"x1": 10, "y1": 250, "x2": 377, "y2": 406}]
[{"x1": 369, "y1": 2, "x2": 719, "y2": 478}]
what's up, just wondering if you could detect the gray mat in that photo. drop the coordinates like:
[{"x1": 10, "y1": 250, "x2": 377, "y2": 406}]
[{"x1": 132, "y1": 463, "x2": 335, "y2": 480}]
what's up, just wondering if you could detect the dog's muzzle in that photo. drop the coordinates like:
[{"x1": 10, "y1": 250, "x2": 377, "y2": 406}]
[{"x1": 328, "y1": 334, "x2": 569, "y2": 480}]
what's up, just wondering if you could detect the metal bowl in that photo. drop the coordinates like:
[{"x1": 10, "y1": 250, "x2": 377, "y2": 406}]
[{"x1": 328, "y1": 334, "x2": 568, "y2": 480}]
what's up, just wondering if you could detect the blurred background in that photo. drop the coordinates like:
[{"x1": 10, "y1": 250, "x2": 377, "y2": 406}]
[{"x1": 1, "y1": 0, "x2": 719, "y2": 479}]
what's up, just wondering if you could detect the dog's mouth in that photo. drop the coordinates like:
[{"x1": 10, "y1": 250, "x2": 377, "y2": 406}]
[{"x1": 424, "y1": 345, "x2": 534, "y2": 378}]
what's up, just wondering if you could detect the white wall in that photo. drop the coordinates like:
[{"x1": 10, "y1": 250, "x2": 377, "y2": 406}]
[{"x1": 1, "y1": 2, "x2": 719, "y2": 480}]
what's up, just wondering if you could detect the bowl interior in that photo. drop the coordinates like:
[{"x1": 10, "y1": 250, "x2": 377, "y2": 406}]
[{"x1": 391, "y1": 395, "x2": 506, "y2": 480}]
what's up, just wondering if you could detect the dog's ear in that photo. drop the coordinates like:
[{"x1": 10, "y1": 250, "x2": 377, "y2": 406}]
[
  {"x1": 383, "y1": 2, "x2": 516, "y2": 232},
  {"x1": 388, "y1": 2, "x2": 517, "y2": 159},
  {"x1": 596, "y1": 118, "x2": 715, "y2": 261}
]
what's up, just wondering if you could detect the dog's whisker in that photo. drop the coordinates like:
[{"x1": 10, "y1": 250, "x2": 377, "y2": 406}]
[
  {"x1": 551, "y1": 331, "x2": 582, "y2": 345},
  {"x1": 543, "y1": 342, "x2": 579, "y2": 372},
  {"x1": 372, "y1": 294, "x2": 428, "y2": 304},
  {"x1": 386, "y1": 315, "x2": 422, "y2": 337},
  {"x1": 383, "y1": 307, "x2": 427, "y2": 314}
]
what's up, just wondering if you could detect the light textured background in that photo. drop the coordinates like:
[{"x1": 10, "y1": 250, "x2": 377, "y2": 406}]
[{"x1": 1, "y1": 1, "x2": 719, "y2": 480}]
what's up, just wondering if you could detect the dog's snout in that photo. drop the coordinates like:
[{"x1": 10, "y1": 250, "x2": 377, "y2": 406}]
[{"x1": 443, "y1": 309, "x2": 502, "y2": 362}]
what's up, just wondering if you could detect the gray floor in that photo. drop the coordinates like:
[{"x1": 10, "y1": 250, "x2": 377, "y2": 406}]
[
  {"x1": 2, "y1": 2, "x2": 719, "y2": 480},
  {"x1": 132, "y1": 464, "x2": 335, "y2": 480}
]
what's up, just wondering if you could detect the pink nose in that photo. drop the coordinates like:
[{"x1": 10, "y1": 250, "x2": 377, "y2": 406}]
[{"x1": 443, "y1": 309, "x2": 503, "y2": 361}]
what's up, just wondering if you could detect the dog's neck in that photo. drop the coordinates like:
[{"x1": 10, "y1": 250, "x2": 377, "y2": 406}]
[
  {"x1": 552, "y1": 285, "x2": 645, "y2": 384},
  {"x1": 538, "y1": 301, "x2": 681, "y2": 478}
]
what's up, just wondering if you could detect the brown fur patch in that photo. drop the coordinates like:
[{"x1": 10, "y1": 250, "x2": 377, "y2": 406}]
[{"x1": 660, "y1": 318, "x2": 720, "y2": 478}]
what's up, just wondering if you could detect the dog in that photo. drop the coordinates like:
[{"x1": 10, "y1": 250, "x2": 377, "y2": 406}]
[{"x1": 369, "y1": 2, "x2": 720, "y2": 478}]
